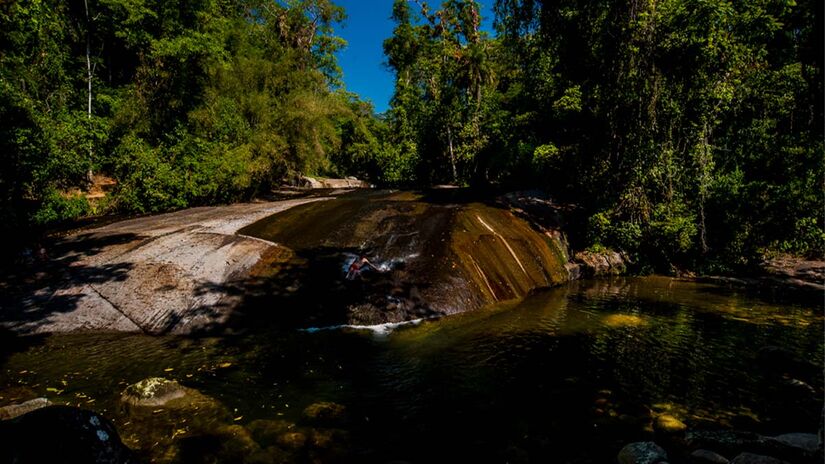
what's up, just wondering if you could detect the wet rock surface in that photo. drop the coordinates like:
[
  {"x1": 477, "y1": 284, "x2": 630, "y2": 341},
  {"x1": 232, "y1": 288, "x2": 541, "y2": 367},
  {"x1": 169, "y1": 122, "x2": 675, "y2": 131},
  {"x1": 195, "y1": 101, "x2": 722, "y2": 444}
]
[{"x1": 239, "y1": 190, "x2": 570, "y2": 327}]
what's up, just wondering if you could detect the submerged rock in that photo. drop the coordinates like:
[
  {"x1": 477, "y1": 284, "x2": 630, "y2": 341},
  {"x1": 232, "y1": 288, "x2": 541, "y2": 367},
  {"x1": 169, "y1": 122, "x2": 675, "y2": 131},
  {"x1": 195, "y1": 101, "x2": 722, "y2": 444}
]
[
  {"x1": 0, "y1": 397, "x2": 52, "y2": 420},
  {"x1": 730, "y1": 453, "x2": 788, "y2": 464},
  {"x1": 302, "y1": 401, "x2": 347, "y2": 426},
  {"x1": 277, "y1": 431, "x2": 308, "y2": 450},
  {"x1": 248, "y1": 419, "x2": 297, "y2": 447},
  {"x1": 770, "y1": 433, "x2": 820, "y2": 455},
  {"x1": 172, "y1": 424, "x2": 261, "y2": 463},
  {"x1": 121, "y1": 377, "x2": 186, "y2": 407},
  {"x1": 0, "y1": 406, "x2": 135, "y2": 463},
  {"x1": 617, "y1": 441, "x2": 669, "y2": 464},
  {"x1": 654, "y1": 414, "x2": 687, "y2": 435},
  {"x1": 117, "y1": 378, "x2": 231, "y2": 459},
  {"x1": 690, "y1": 449, "x2": 730, "y2": 463}
]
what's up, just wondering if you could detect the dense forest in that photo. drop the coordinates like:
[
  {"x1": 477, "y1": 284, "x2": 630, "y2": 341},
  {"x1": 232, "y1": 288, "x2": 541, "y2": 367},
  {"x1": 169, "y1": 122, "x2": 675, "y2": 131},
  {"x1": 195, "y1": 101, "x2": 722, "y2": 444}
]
[{"x1": 1, "y1": 0, "x2": 822, "y2": 273}]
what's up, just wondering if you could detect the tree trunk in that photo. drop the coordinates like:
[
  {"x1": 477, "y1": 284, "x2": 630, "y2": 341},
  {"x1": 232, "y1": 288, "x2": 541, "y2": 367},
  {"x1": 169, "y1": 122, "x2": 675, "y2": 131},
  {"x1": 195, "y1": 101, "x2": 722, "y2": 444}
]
[
  {"x1": 448, "y1": 126, "x2": 457, "y2": 183},
  {"x1": 84, "y1": 0, "x2": 94, "y2": 184}
]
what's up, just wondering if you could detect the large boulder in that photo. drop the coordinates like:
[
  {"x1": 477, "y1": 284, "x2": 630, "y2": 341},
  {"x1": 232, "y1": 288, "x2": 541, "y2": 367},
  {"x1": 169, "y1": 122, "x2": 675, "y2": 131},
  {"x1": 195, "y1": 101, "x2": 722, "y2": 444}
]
[
  {"x1": 575, "y1": 249, "x2": 626, "y2": 277},
  {"x1": 0, "y1": 406, "x2": 135, "y2": 463}
]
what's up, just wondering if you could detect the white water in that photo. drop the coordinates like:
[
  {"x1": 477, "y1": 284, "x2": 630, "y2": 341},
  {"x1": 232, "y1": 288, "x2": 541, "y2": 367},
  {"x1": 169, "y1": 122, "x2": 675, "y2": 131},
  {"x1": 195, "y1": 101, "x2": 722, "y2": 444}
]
[
  {"x1": 300, "y1": 317, "x2": 428, "y2": 338},
  {"x1": 340, "y1": 252, "x2": 421, "y2": 274}
]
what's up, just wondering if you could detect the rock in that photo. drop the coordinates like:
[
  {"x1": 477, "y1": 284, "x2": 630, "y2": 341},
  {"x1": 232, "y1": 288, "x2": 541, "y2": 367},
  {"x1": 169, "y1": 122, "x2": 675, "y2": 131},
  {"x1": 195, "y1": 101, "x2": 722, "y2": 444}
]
[
  {"x1": 277, "y1": 431, "x2": 308, "y2": 450},
  {"x1": 617, "y1": 441, "x2": 669, "y2": 464},
  {"x1": 565, "y1": 262, "x2": 581, "y2": 280},
  {"x1": 248, "y1": 446, "x2": 289, "y2": 464},
  {"x1": 120, "y1": 377, "x2": 186, "y2": 407},
  {"x1": 0, "y1": 397, "x2": 52, "y2": 420},
  {"x1": 770, "y1": 433, "x2": 820, "y2": 455},
  {"x1": 117, "y1": 379, "x2": 230, "y2": 457},
  {"x1": 686, "y1": 430, "x2": 776, "y2": 458},
  {"x1": 172, "y1": 424, "x2": 260, "y2": 463},
  {"x1": 309, "y1": 428, "x2": 349, "y2": 450},
  {"x1": 690, "y1": 449, "x2": 730, "y2": 463},
  {"x1": 0, "y1": 405, "x2": 135, "y2": 463},
  {"x1": 574, "y1": 249, "x2": 626, "y2": 277},
  {"x1": 302, "y1": 401, "x2": 347, "y2": 426},
  {"x1": 247, "y1": 419, "x2": 296, "y2": 447},
  {"x1": 655, "y1": 414, "x2": 688, "y2": 435},
  {"x1": 730, "y1": 453, "x2": 789, "y2": 464},
  {"x1": 296, "y1": 175, "x2": 370, "y2": 189}
]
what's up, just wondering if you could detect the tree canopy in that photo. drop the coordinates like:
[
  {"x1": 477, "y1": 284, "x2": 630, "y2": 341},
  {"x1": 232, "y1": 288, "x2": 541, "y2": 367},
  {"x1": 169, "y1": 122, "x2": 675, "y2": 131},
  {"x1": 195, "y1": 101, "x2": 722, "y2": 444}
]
[{"x1": 1, "y1": 0, "x2": 821, "y2": 272}]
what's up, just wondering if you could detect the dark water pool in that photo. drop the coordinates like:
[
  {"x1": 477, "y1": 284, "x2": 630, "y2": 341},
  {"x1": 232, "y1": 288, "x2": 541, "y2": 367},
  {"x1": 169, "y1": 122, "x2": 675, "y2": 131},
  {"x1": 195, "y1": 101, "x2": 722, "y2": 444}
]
[{"x1": 1, "y1": 277, "x2": 822, "y2": 463}]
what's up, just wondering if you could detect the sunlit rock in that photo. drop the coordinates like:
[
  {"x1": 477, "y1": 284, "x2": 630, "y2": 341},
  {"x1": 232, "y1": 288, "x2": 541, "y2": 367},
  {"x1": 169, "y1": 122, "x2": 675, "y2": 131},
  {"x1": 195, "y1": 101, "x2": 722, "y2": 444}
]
[
  {"x1": 120, "y1": 377, "x2": 185, "y2": 407},
  {"x1": 0, "y1": 397, "x2": 52, "y2": 420}
]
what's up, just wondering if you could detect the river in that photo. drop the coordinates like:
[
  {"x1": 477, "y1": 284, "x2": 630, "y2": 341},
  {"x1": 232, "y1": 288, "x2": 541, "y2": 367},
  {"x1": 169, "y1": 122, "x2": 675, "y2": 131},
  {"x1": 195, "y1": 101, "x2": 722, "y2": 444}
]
[{"x1": 0, "y1": 276, "x2": 821, "y2": 463}]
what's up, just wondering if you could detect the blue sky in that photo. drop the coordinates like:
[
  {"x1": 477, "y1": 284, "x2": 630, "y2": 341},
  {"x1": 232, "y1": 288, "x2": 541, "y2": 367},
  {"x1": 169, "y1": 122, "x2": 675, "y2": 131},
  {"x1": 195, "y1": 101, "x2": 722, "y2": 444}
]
[{"x1": 334, "y1": 0, "x2": 496, "y2": 113}]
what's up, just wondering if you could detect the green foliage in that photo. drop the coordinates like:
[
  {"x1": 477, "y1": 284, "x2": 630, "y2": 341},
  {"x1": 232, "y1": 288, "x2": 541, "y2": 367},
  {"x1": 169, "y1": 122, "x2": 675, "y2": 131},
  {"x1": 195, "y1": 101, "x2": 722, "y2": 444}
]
[
  {"x1": 470, "y1": 0, "x2": 822, "y2": 271},
  {"x1": 1, "y1": 0, "x2": 389, "y2": 237},
  {"x1": 32, "y1": 189, "x2": 91, "y2": 225}
]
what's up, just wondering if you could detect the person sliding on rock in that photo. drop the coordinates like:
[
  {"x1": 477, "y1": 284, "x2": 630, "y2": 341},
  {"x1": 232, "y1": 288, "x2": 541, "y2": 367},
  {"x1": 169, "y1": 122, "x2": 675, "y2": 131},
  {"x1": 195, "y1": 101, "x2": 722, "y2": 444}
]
[{"x1": 346, "y1": 254, "x2": 380, "y2": 280}]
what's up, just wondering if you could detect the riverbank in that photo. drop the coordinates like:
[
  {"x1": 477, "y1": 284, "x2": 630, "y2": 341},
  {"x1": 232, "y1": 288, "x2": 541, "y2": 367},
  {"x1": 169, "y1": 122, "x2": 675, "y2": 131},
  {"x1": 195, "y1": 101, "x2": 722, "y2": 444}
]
[
  {"x1": 0, "y1": 196, "x2": 331, "y2": 335},
  {"x1": 1, "y1": 188, "x2": 820, "y2": 336}
]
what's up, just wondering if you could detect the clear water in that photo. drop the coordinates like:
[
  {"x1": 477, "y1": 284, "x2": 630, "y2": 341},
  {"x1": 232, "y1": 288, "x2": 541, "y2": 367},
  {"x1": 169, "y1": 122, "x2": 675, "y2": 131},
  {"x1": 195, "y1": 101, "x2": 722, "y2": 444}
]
[{"x1": 0, "y1": 277, "x2": 821, "y2": 463}]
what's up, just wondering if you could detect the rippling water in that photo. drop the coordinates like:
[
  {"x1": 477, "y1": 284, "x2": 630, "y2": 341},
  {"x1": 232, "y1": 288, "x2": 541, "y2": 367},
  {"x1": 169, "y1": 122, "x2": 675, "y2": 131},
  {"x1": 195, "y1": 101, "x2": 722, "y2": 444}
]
[{"x1": 0, "y1": 277, "x2": 821, "y2": 463}]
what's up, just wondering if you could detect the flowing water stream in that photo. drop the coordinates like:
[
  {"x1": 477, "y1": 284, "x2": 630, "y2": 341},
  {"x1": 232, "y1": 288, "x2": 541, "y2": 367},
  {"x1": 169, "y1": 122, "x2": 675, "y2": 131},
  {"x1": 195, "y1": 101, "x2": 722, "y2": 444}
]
[{"x1": 0, "y1": 276, "x2": 821, "y2": 463}]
